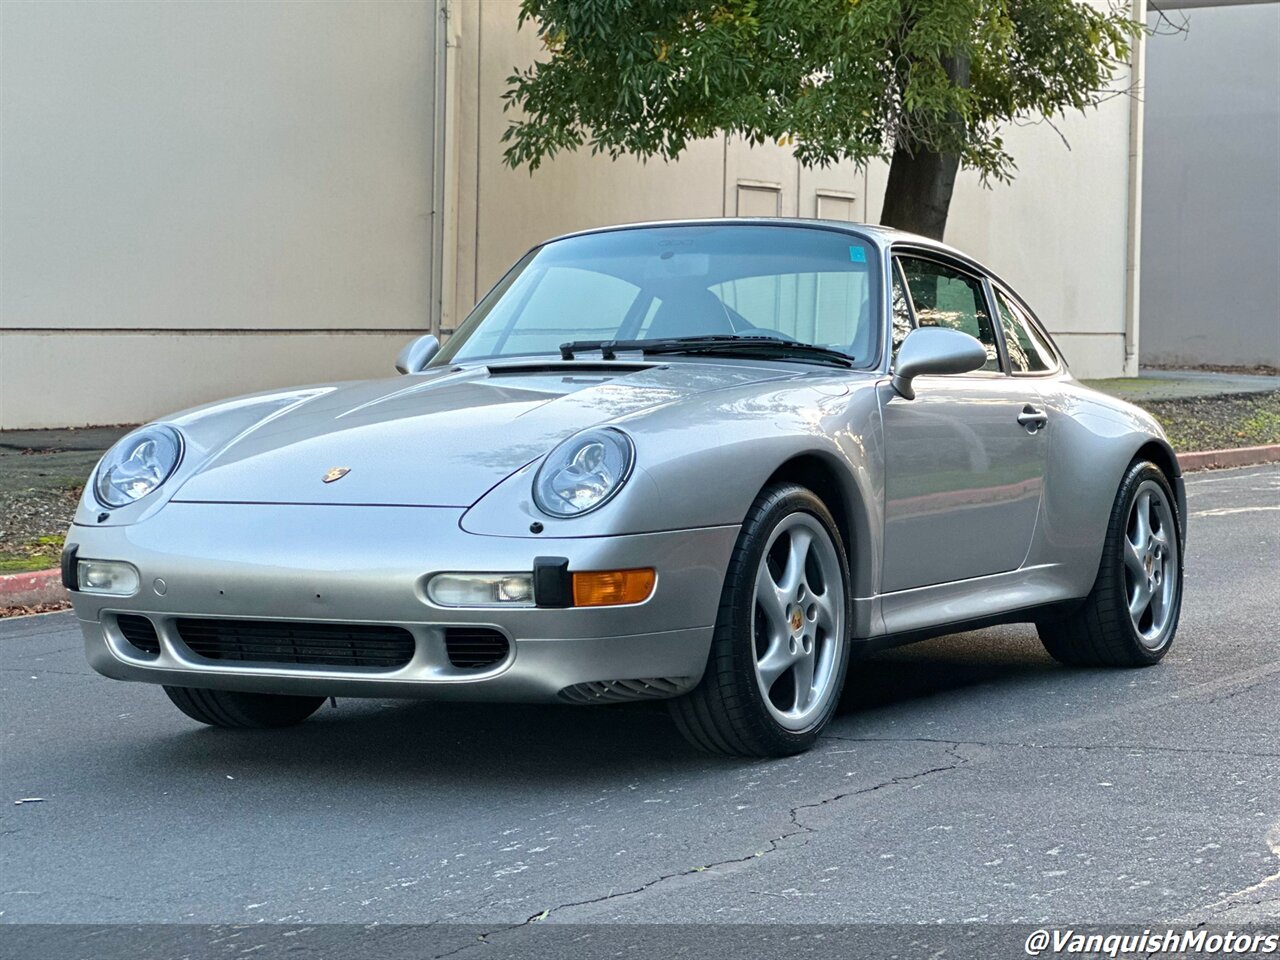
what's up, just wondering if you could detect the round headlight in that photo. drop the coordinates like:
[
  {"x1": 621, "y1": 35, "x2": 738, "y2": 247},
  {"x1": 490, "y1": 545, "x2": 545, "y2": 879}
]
[
  {"x1": 94, "y1": 425, "x2": 184, "y2": 509},
  {"x1": 533, "y1": 428, "x2": 634, "y2": 518}
]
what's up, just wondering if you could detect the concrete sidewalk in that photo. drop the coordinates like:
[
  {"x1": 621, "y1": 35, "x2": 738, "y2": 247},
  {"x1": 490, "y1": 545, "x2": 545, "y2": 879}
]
[{"x1": 1083, "y1": 367, "x2": 1278, "y2": 402}]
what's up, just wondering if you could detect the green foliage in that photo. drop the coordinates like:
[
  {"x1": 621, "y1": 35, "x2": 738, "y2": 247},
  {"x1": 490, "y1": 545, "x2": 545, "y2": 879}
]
[{"x1": 502, "y1": 0, "x2": 1136, "y2": 182}]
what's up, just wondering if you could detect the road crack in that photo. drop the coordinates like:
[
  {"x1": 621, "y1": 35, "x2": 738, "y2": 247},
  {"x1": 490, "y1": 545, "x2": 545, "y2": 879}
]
[
  {"x1": 1189, "y1": 823, "x2": 1280, "y2": 919},
  {"x1": 431, "y1": 745, "x2": 969, "y2": 955}
]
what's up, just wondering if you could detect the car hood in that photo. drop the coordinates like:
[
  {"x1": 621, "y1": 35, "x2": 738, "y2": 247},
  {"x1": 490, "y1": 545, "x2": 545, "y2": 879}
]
[{"x1": 171, "y1": 361, "x2": 797, "y2": 507}]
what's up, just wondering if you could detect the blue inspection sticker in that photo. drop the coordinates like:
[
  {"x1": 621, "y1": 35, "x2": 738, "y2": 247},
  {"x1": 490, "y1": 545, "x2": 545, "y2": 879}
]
[{"x1": 849, "y1": 246, "x2": 867, "y2": 263}]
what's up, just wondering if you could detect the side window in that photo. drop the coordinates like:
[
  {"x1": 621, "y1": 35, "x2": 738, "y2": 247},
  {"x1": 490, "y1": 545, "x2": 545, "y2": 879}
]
[
  {"x1": 898, "y1": 257, "x2": 1001, "y2": 372},
  {"x1": 890, "y1": 262, "x2": 913, "y2": 363},
  {"x1": 995, "y1": 289, "x2": 1057, "y2": 374}
]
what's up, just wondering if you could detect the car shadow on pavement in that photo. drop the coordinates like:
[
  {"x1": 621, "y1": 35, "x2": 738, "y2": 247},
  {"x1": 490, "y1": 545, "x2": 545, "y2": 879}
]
[
  {"x1": 137, "y1": 696, "x2": 713, "y2": 781},
  {"x1": 124, "y1": 626, "x2": 1062, "y2": 784},
  {"x1": 838, "y1": 625, "x2": 1060, "y2": 713}
]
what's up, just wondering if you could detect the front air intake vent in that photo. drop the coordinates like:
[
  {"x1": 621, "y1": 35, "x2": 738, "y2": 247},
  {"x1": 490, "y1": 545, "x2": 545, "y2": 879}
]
[
  {"x1": 174, "y1": 618, "x2": 414, "y2": 669},
  {"x1": 443, "y1": 628, "x2": 510, "y2": 669},
  {"x1": 116, "y1": 614, "x2": 160, "y2": 655}
]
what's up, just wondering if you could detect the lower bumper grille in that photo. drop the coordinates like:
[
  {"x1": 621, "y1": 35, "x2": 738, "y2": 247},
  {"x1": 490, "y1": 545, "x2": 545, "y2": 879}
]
[
  {"x1": 174, "y1": 618, "x2": 415, "y2": 669},
  {"x1": 443, "y1": 628, "x2": 510, "y2": 669},
  {"x1": 116, "y1": 614, "x2": 160, "y2": 655}
]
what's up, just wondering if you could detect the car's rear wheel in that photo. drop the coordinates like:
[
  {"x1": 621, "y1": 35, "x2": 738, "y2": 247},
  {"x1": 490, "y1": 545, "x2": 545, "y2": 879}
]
[
  {"x1": 670, "y1": 483, "x2": 850, "y2": 757},
  {"x1": 1037, "y1": 459, "x2": 1183, "y2": 667},
  {"x1": 163, "y1": 686, "x2": 326, "y2": 728}
]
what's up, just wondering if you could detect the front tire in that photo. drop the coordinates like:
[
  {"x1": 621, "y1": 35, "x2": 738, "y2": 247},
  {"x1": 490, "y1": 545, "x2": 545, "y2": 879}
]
[
  {"x1": 1037, "y1": 459, "x2": 1183, "y2": 667},
  {"x1": 670, "y1": 483, "x2": 851, "y2": 757},
  {"x1": 163, "y1": 686, "x2": 326, "y2": 728}
]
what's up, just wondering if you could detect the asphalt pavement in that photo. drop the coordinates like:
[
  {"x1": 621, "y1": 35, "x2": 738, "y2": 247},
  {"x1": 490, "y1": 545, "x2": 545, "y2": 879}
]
[{"x1": 2, "y1": 466, "x2": 1277, "y2": 953}]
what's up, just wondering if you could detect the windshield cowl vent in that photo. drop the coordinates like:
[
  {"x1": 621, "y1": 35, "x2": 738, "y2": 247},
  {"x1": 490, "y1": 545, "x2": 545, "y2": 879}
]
[{"x1": 484, "y1": 361, "x2": 656, "y2": 376}]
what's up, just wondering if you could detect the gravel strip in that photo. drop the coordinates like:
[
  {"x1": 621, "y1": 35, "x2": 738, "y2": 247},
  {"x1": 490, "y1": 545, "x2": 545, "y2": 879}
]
[
  {"x1": 1142, "y1": 389, "x2": 1280, "y2": 453},
  {"x1": 0, "y1": 600, "x2": 70, "y2": 619}
]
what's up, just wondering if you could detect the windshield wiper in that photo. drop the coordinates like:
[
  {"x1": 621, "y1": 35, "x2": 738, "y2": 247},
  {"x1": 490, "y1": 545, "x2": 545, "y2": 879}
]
[
  {"x1": 560, "y1": 335, "x2": 738, "y2": 360},
  {"x1": 559, "y1": 336, "x2": 855, "y2": 368}
]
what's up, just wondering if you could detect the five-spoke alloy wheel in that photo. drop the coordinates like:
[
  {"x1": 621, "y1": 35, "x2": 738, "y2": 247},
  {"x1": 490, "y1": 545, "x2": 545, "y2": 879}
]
[
  {"x1": 1122, "y1": 479, "x2": 1180, "y2": 648},
  {"x1": 751, "y1": 512, "x2": 846, "y2": 731},
  {"x1": 671, "y1": 482, "x2": 850, "y2": 756}
]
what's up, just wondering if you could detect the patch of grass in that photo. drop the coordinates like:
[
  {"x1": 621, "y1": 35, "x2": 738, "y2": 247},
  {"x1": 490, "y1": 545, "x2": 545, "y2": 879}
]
[
  {"x1": 0, "y1": 535, "x2": 64, "y2": 574},
  {"x1": 0, "y1": 480, "x2": 81, "y2": 574}
]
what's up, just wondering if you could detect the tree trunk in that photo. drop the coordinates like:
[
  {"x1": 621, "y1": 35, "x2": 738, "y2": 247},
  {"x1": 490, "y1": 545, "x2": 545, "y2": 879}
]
[
  {"x1": 879, "y1": 143, "x2": 960, "y2": 241},
  {"x1": 878, "y1": 54, "x2": 969, "y2": 241}
]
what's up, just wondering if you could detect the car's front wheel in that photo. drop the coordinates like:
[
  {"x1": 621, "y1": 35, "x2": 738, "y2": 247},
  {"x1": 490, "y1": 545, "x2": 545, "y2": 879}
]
[
  {"x1": 1037, "y1": 459, "x2": 1183, "y2": 667},
  {"x1": 670, "y1": 483, "x2": 850, "y2": 757},
  {"x1": 164, "y1": 686, "x2": 326, "y2": 728}
]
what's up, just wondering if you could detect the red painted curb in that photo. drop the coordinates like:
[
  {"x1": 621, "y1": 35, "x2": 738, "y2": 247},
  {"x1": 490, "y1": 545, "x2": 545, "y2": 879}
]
[
  {"x1": 0, "y1": 568, "x2": 68, "y2": 607},
  {"x1": 1177, "y1": 444, "x2": 1280, "y2": 473}
]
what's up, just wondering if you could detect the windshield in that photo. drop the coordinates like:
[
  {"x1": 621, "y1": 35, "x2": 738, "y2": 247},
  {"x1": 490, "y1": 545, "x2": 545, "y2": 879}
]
[{"x1": 434, "y1": 224, "x2": 883, "y2": 368}]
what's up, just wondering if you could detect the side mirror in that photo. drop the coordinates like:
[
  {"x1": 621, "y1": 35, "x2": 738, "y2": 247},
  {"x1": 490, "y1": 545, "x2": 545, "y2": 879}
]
[
  {"x1": 395, "y1": 334, "x2": 440, "y2": 375},
  {"x1": 891, "y1": 327, "x2": 988, "y2": 400}
]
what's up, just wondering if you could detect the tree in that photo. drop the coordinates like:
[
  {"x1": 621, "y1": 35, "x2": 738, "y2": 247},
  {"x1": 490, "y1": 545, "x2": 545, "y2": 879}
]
[{"x1": 500, "y1": 0, "x2": 1137, "y2": 240}]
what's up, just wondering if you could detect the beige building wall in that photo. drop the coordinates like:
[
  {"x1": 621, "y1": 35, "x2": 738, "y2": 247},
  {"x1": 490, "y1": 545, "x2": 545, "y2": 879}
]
[
  {"x1": 931, "y1": 90, "x2": 1140, "y2": 378},
  {"x1": 1, "y1": 0, "x2": 446, "y2": 428},
  {"x1": 2, "y1": 0, "x2": 1140, "y2": 428}
]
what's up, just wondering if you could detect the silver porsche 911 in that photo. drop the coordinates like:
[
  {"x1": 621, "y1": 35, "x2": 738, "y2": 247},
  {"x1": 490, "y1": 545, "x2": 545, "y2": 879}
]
[{"x1": 65, "y1": 219, "x2": 1186, "y2": 757}]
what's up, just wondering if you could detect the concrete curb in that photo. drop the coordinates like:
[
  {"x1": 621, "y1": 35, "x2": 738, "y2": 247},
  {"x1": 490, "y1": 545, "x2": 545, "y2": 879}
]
[
  {"x1": 2, "y1": 444, "x2": 1277, "y2": 612},
  {"x1": 1177, "y1": 444, "x2": 1280, "y2": 472},
  {"x1": 0, "y1": 568, "x2": 67, "y2": 608}
]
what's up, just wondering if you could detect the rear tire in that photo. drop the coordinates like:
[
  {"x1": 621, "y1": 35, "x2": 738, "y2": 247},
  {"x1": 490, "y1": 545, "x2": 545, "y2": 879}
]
[
  {"x1": 670, "y1": 483, "x2": 851, "y2": 757},
  {"x1": 163, "y1": 686, "x2": 326, "y2": 728},
  {"x1": 1037, "y1": 460, "x2": 1182, "y2": 667}
]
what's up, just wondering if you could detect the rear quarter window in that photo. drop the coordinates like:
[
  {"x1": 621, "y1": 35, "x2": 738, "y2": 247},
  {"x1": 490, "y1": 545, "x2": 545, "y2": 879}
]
[{"x1": 995, "y1": 289, "x2": 1058, "y2": 374}]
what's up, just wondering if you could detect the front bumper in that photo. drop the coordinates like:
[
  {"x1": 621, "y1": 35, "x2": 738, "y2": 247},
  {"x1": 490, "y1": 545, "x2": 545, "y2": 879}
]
[{"x1": 69, "y1": 503, "x2": 738, "y2": 703}]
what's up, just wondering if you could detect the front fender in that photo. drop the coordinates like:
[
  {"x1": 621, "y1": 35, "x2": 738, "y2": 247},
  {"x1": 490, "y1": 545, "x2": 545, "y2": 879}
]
[{"x1": 460, "y1": 377, "x2": 884, "y2": 599}]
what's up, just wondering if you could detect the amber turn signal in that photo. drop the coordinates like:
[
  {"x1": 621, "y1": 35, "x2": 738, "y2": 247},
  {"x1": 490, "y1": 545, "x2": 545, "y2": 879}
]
[{"x1": 571, "y1": 568, "x2": 656, "y2": 607}]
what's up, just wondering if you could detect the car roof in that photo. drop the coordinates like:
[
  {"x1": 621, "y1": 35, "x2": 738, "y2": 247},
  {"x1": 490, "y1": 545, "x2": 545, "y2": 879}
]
[
  {"x1": 538, "y1": 218, "x2": 1002, "y2": 292},
  {"x1": 542, "y1": 217, "x2": 961, "y2": 256},
  {"x1": 540, "y1": 217, "x2": 998, "y2": 277}
]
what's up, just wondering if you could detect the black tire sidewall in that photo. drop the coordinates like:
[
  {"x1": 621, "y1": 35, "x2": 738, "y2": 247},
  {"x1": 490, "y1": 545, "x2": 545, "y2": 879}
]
[
  {"x1": 718, "y1": 484, "x2": 852, "y2": 754},
  {"x1": 164, "y1": 686, "x2": 325, "y2": 728},
  {"x1": 1106, "y1": 461, "x2": 1184, "y2": 663}
]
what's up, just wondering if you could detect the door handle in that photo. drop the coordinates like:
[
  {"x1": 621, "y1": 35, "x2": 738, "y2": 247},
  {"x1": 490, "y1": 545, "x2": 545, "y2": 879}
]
[{"x1": 1017, "y1": 405, "x2": 1048, "y2": 433}]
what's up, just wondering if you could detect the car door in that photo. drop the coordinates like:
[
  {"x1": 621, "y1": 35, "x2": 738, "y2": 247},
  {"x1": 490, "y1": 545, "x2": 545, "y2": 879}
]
[{"x1": 880, "y1": 253, "x2": 1049, "y2": 592}]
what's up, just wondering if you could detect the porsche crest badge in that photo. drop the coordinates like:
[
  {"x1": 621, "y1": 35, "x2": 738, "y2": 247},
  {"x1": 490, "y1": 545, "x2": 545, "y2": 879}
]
[{"x1": 322, "y1": 467, "x2": 351, "y2": 483}]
